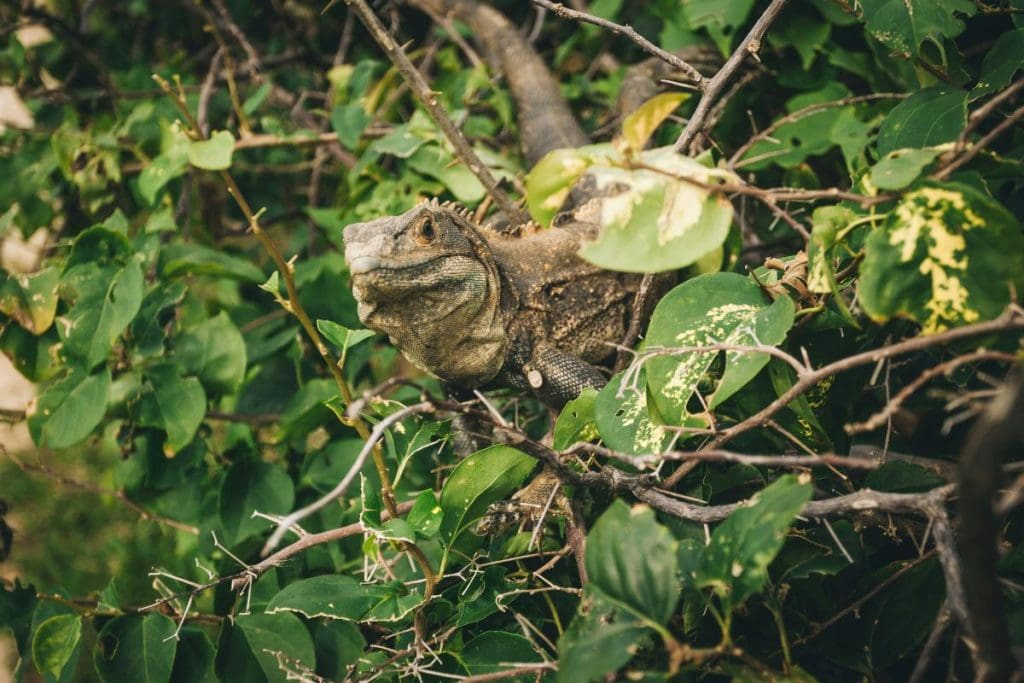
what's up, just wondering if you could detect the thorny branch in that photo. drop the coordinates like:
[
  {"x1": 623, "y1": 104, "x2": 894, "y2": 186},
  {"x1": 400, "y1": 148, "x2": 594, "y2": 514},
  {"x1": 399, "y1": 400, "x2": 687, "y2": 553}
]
[
  {"x1": 674, "y1": 0, "x2": 790, "y2": 152},
  {"x1": 335, "y1": 0, "x2": 528, "y2": 225}
]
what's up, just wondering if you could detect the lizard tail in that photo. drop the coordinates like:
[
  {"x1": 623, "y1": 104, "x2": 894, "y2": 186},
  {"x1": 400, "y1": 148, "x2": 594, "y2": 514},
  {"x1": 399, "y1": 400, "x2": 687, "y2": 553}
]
[{"x1": 404, "y1": 0, "x2": 589, "y2": 166}]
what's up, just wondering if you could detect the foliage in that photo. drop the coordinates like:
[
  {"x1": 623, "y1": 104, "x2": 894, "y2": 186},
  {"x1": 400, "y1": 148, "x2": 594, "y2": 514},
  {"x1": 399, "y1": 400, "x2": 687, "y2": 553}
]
[{"x1": 1, "y1": 0, "x2": 1023, "y2": 681}]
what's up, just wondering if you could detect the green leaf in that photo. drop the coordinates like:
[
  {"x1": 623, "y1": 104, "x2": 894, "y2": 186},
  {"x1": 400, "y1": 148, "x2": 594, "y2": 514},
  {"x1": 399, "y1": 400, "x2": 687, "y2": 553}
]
[
  {"x1": 577, "y1": 148, "x2": 737, "y2": 273},
  {"x1": 594, "y1": 369, "x2": 674, "y2": 455},
  {"x1": 216, "y1": 613, "x2": 315, "y2": 683},
  {"x1": 869, "y1": 148, "x2": 943, "y2": 190},
  {"x1": 553, "y1": 387, "x2": 599, "y2": 450},
  {"x1": 645, "y1": 272, "x2": 796, "y2": 423},
  {"x1": 176, "y1": 312, "x2": 247, "y2": 394},
  {"x1": 0, "y1": 267, "x2": 59, "y2": 334},
  {"x1": 331, "y1": 103, "x2": 371, "y2": 150},
  {"x1": 972, "y1": 28, "x2": 1024, "y2": 98},
  {"x1": 242, "y1": 81, "x2": 273, "y2": 116},
  {"x1": 806, "y1": 206, "x2": 855, "y2": 294},
  {"x1": 138, "y1": 365, "x2": 206, "y2": 455},
  {"x1": 460, "y1": 632, "x2": 544, "y2": 678},
  {"x1": 557, "y1": 589, "x2": 649, "y2": 683},
  {"x1": 877, "y1": 88, "x2": 967, "y2": 156},
  {"x1": 407, "y1": 489, "x2": 443, "y2": 538},
  {"x1": 860, "y1": 0, "x2": 975, "y2": 56},
  {"x1": 620, "y1": 92, "x2": 689, "y2": 153},
  {"x1": 138, "y1": 124, "x2": 190, "y2": 205},
  {"x1": 32, "y1": 614, "x2": 81, "y2": 679},
  {"x1": 267, "y1": 575, "x2": 386, "y2": 620},
  {"x1": 586, "y1": 500, "x2": 680, "y2": 625},
  {"x1": 188, "y1": 130, "x2": 235, "y2": 170},
  {"x1": 62, "y1": 259, "x2": 144, "y2": 368},
  {"x1": 160, "y1": 243, "x2": 266, "y2": 283},
  {"x1": 864, "y1": 461, "x2": 948, "y2": 492},
  {"x1": 407, "y1": 143, "x2": 485, "y2": 203},
  {"x1": 525, "y1": 144, "x2": 616, "y2": 226},
  {"x1": 313, "y1": 621, "x2": 365, "y2": 679},
  {"x1": 94, "y1": 614, "x2": 177, "y2": 683},
  {"x1": 170, "y1": 628, "x2": 216, "y2": 683},
  {"x1": 683, "y1": 0, "x2": 757, "y2": 53},
  {"x1": 738, "y1": 84, "x2": 871, "y2": 170},
  {"x1": 316, "y1": 319, "x2": 374, "y2": 355},
  {"x1": 372, "y1": 122, "x2": 431, "y2": 158},
  {"x1": 859, "y1": 181, "x2": 1024, "y2": 332},
  {"x1": 362, "y1": 582, "x2": 423, "y2": 622},
  {"x1": 771, "y1": 9, "x2": 831, "y2": 69},
  {"x1": 438, "y1": 445, "x2": 537, "y2": 543},
  {"x1": 218, "y1": 460, "x2": 295, "y2": 544},
  {"x1": 32, "y1": 368, "x2": 110, "y2": 449},
  {"x1": 131, "y1": 281, "x2": 187, "y2": 356},
  {"x1": 696, "y1": 474, "x2": 812, "y2": 609}
]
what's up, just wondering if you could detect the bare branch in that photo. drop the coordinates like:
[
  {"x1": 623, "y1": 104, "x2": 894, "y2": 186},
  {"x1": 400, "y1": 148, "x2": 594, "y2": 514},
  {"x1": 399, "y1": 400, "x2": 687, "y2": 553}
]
[
  {"x1": 675, "y1": 0, "x2": 790, "y2": 152},
  {"x1": 530, "y1": 0, "x2": 704, "y2": 87},
  {"x1": 262, "y1": 401, "x2": 435, "y2": 554},
  {"x1": 340, "y1": 0, "x2": 528, "y2": 224}
]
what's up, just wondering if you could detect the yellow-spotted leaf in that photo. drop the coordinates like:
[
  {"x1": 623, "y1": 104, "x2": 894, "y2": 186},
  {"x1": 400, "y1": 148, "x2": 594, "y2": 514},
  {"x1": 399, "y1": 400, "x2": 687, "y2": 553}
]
[
  {"x1": 0, "y1": 267, "x2": 59, "y2": 334},
  {"x1": 645, "y1": 273, "x2": 796, "y2": 423},
  {"x1": 859, "y1": 181, "x2": 1024, "y2": 333}
]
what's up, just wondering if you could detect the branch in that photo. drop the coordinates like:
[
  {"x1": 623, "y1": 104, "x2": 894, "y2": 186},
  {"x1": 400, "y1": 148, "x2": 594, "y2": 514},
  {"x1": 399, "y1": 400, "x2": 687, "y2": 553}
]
[
  {"x1": 246, "y1": 500, "x2": 415, "y2": 580},
  {"x1": 569, "y1": 442, "x2": 885, "y2": 471},
  {"x1": 530, "y1": 0, "x2": 704, "y2": 87},
  {"x1": 845, "y1": 349, "x2": 1018, "y2": 435},
  {"x1": 339, "y1": 0, "x2": 528, "y2": 225},
  {"x1": 957, "y1": 369, "x2": 1023, "y2": 681},
  {"x1": 674, "y1": 0, "x2": 790, "y2": 152},
  {"x1": 262, "y1": 401, "x2": 435, "y2": 554},
  {"x1": 634, "y1": 483, "x2": 956, "y2": 525},
  {"x1": 933, "y1": 102, "x2": 1024, "y2": 180},
  {"x1": 692, "y1": 310, "x2": 1024, "y2": 457}
]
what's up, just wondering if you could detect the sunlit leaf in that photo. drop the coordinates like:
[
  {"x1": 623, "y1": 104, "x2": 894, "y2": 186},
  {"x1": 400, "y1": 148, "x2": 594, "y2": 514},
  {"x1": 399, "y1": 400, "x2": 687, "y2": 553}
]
[{"x1": 188, "y1": 130, "x2": 235, "y2": 170}]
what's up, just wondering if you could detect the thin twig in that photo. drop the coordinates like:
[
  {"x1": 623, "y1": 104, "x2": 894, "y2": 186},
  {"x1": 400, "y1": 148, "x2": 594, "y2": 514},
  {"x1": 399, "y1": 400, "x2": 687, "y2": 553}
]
[
  {"x1": 262, "y1": 401, "x2": 434, "y2": 554},
  {"x1": 530, "y1": 0, "x2": 704, "y2": 87},
  {"x1": 933, "y1": 102, "x2": 1024, "y2": 180},
  {"x1": 729, "y1": 93, "x2": 906, "y2": 168},
  {"x1": 845, "y1": 349, "x2": 1017, "y2": 434},
  {"x1": 340, "y1": 0, "x2": 528, "y2": 225},
  {"x1": 675, "y1": 0, "x2": 790, "y2": 152},
  {"x1": 692, "y1": 310, "x2": 1024, "y2": 457}
]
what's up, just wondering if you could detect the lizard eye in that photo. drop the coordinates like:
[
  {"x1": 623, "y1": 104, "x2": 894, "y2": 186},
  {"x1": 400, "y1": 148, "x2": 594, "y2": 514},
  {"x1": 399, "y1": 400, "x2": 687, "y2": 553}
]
[{"x1": 419, "y1": 218, "x2": 436, "y2": 241}]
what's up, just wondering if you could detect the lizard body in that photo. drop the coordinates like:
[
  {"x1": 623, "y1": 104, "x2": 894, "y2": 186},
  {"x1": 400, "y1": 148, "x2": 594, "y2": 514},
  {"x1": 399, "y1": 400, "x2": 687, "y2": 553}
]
[
  {"x1": 344, "y1": 198, "x2": 644, "y2": 407},
  {"x1": 344, "y1": 0, "x2": 702, "y2": 534}
]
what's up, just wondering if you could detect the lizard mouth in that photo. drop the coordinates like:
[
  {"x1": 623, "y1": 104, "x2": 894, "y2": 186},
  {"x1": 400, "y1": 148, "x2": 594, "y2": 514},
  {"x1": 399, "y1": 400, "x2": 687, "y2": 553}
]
[{"x1": 346, "y1": 253, "x2": 443, "y2": 275}]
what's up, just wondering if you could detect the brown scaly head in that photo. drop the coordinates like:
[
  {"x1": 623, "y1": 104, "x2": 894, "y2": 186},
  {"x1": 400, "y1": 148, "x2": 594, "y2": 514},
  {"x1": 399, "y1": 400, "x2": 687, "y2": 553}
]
[{"x1": 342, "y1": 199, "x2": 510, "y2": 387}]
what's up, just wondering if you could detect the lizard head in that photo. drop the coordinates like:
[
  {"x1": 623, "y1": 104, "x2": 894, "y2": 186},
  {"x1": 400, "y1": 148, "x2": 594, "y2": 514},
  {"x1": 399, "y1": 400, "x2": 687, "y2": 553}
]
[{"x1": 342, "y1": 200, "x2": 508, "y2": 385}]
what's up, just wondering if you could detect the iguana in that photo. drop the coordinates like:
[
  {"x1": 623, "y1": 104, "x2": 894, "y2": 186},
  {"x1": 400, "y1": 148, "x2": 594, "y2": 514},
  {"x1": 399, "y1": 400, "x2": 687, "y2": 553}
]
[{"x1": 343, "y1": 0, "x2": 702, "y2": 531}]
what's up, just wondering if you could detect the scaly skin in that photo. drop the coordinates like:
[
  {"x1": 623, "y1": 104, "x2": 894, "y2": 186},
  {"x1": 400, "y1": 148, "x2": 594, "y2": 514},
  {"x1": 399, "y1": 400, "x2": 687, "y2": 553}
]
[
  {"x1": 405, "y1": 0, "x2": 588, "y2": 165},
  {"x1": 344, "y1": 199, "x2": 643, "y2": 407}
]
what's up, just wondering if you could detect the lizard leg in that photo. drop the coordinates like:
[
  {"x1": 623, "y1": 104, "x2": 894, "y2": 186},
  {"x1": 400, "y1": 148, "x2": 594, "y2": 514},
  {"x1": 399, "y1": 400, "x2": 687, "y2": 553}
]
[{"x1": 521, "y1": 345, "x2": 607, "y2": 408}]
